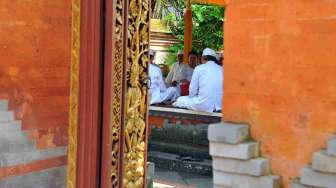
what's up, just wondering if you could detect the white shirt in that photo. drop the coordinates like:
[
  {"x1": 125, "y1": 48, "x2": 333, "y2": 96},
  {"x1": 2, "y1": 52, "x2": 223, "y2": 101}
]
[
  {"x1": 165, "y1": 62, "x2": 193, "y2": 85},
  {"x1": 149, "y1": 64, "x2": 179, "y2": 104},
  {"x1": 173, "y1": 61, "x2": 223, "y2": 112}
]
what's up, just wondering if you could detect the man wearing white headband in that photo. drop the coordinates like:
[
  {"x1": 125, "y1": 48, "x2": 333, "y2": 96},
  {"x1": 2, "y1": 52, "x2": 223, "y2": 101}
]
[
  {"x1": 173, "y1": 48, "x2": 223, "y2": 112},
  {"x1": 148, "y1": 50, "x2": 179, "y2": 105},
  {"x1": 165, "y1": 50, "x2": 193, "y2": 87}
]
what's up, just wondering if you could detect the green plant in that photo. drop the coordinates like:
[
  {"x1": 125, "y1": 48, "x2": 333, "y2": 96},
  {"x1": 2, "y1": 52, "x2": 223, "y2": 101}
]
[
  {"x1": 151, "y1": 0, "x2": 224, "y2": 65},
  {"x1": 154, "y1": 1, "x2": 224, "y2": 65},
  {"x1": 191, "y1": 4, "x2": 224, "y2": 51},
  {"x1": 164, "y1": 3, "x2": 224, "y2": 51}
]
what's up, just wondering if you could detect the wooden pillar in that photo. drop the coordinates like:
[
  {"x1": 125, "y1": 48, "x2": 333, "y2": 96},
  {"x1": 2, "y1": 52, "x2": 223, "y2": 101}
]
[
  {"x1": 102, "y1": 0, "x2": 150, "y2": 187},
  {"x1": 184, "y1": 0, "x2": 192, "y2": 64},
  {"x1": 123, "y1": 0, "x2": 150, "y2": 186},
  {"x1": 74, "y1": 0, "x2": 105, "y2": 188}
]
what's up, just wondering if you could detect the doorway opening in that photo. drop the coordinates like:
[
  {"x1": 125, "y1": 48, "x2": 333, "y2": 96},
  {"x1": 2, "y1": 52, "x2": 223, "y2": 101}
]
[{"x1": 148, "y1": 1, "x2": 225, "y2": 187}]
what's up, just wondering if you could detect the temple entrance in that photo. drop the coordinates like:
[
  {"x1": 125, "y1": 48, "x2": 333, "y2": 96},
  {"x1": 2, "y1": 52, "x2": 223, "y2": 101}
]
[
  {"x1": 0, "y1": 0, "x2": 225, "y2": 188},
  {"x1": 147, "y1": 1, "x2": 225, "y2": 187},
  {"x1": 99, "y1": 0, "x2": 225, "y2": 187},
  {"x1": 3, "y1": 1, "x2": 335, "y2": 188}
]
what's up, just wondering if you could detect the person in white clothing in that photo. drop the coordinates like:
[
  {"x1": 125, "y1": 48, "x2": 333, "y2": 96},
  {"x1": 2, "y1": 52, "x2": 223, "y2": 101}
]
[
  {"x1": 149, "y1": 50, "x2": 179, "y2": 105},
  {"x1": 165, "y1": 50, "x2": 193, "y2": 87},
  {"x1": 173, "y1": 48, "x2": 223, "y2": 112}
]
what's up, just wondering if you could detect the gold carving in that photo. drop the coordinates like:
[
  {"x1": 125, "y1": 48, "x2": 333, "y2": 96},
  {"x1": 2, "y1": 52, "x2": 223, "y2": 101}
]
[
  {"x1": 67, "y1": 0, "x2": 80, "y2": 188},
  {"x1": 124, "y1": 0, "x2": 150, "y2": 187},
  {"x1": 111, "y1": 0, "x2": 124, "y2": 187}
]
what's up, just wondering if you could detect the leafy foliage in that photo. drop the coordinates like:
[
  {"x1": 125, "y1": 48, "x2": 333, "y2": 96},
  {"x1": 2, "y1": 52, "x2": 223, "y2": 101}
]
[
  {"x1": 152, "y1": 0, "x2": 185, "y2": 20},
  {"x1": 191, "y1": 5, "x2": 224, "y2": 51},
  {"x1": 163, "y1": 2, "x2": 224, "y2": 52},
  {"x1": 151, "y1": 0, "x2": 225, "y2": 65}
]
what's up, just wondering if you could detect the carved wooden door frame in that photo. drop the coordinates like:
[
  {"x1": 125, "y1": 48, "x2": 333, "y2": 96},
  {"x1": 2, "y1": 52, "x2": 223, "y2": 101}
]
[
  {"x1": 68, "y1": 0, "x2": 105, "y2": 188},
  {"x1": 70, "y1": 0, "x2": 150, "y2": 187},
  {"x1": 101, "y1": 0, "x2": 151, "y2": 187},
  {"x1": 76, "y1": 0, "x2": 105, "y2": 188},
  {"x1": 71, "y1": 0, "x2": 225, "y2": 187}
]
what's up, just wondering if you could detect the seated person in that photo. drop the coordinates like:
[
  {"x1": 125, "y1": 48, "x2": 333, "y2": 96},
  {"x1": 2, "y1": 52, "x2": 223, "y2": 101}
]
[
  {"x1": 173, "y1": 48, "x2": 223, "y2": 112},
  {"x1": 149, "y1": 50, "x2": 179, "y2": 105},
  {"x1": 180, "y1": 51, "x2": 198, "y2": 96},
  {"x1": 188, "y1": 50, "x2": 198, "y2": 69},
  {"x1": 165, "y1": 50, "x2": 193, "y2": 87},
  {"x1": 159, "y1": 63, "x2": 169, "y2": 78}
]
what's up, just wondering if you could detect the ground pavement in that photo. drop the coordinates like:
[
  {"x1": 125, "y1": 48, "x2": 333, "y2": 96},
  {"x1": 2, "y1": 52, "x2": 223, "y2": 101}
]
[{"x1": 153, "y1": 168, "x2": 213, "y2": 188}]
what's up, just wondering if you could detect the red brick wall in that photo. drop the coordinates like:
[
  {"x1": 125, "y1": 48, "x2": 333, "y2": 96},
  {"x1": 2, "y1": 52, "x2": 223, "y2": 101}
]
[
  {"x1": 223, "y1": 1, "x2": 336, "y2": 187},
  {"x1": 0, "y1": 1, "x2": 71, "y2": 148}
]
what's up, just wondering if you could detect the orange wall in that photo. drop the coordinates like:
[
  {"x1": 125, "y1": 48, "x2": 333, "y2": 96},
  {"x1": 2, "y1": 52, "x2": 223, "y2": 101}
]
[
  {"x1": 223, "y1": 1, "x2": 336, "y2": 187},
  {"x1": 0, "y1": 1, "x2": 71, "y2": 148}
]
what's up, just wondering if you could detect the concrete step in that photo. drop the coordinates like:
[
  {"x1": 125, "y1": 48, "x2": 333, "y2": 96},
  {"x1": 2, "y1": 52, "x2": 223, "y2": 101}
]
[
  {"x1": 0, "y1": 147, "x2": 67, "y2": 167},
  {"x1": 312, "y1": 150, "x2": 336, "y2": 173},
  {"x1": 50, "y1": 184, "x2": 66, "y2": 188},
  {"x1": 213, "y1": 157, "x2": 270, "y2": 177},
  {"x1": 0, "y1": 166, "x2": 66, "y2": 188},
  {"x1": 291, "y1": 179, "x2": 315, "y2": 188},
  {"x1": 208, "y1": 122, "x2": 250, "y2": 144},
  {"x1": 327, "y1": 136, "x2": 336, "y2": 156},
  {"x1": 300, "y1": 166, "x2": 336, "y2": 188},
  {"x1": 0, "y1": 139, "x2": 35, "y2": 153},
  {"x1": 0, "y1": 111, "x2": 15, "y2": 123},
  {"x1": 148, "y1": 151, "x2": 212, "y2": 176},
  {"x1": 150, "y1": 124, "x2": 209, "y2": 146},
  {"x1": 0, "y1": 130, "x2": 27, "y2": 141},
  {"x1": 214, "y1": 185, "x2": 231, "y2": 188},
  {"x1": 0, "y1": 100, "x2": 8, "y2": 111},
  {"x1": 210, "y1": 141, "x2": 260, "y2": 160},
  {"x1": 214, "y1": 170, "x2": 280, "y2": 188},
  {"x1": 148, "y1": 140, "x2": 211, "y2": 160},
  {"x1": 0, "y1": 121, "x2": 22, "y2": 131}
]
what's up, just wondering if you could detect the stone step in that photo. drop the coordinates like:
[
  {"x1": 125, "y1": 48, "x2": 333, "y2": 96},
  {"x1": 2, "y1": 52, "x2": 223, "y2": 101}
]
[
  {"x1": 0, "y1": 139, "x2": 35, "y2": 153},
  {"x1": 213, "y1": 157, "x2": 270, "y2": 177},
  {"x1": 213, "y1": 170, "x2": 280, "y2": 188},
  {"x1": 49, "y1": 184, "x2": 66, "y2": 188},
  {"x1": 214, "y1": 185, "x2": 231, "y2": 188},
  {"x1": 0, "y1": 166, "x2": 66, "y2": 188},
  {"x1": 0, "y1": 147, "x2": 67, "y2": 167},
  {"x1": 0, "y1": 100, "x2": 8, "y2": 111},
  {"x1": 0, "y1": 130, "x2": 27, "y2": 141},
  {"x1": 150, "y1": 123, "x2": 209, "y2": 146},
  {"x1": 312, "y1": 150, "x2": 336, "y2": 174},
  {"x1": 208, "y1": 122, "x2": 250, "y2": 144},
  {"x1": 147, "y1": 162, "x2": 155, "y2": 177},
  {"x1": 210, "y1": 141, "x2": 260, "y2": 160},
  {"x1": 0, "y1": 111, "x2": 14, "y2": 123},
  {"x1": 148, "y1": 151, "x2": 212, "y2": 176},
  {"x1": 291, "y1": 179, "x2": 315, "y2": 188},
  {"x1": 300, "y1": 166, "x2": 336, "y2": 188},
  {"x1": 0, "y1": 121, "x2": 22, "y2": 131},
  {"x1": 148, "y1": 140, "x2": 211, "y2": 160},
  {"x1": 327, "y1": 136, "x2": 336, "y2": 156}
]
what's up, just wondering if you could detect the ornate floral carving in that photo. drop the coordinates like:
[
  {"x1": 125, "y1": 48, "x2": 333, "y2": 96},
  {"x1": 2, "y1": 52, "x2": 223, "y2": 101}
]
[
  {"x1": 67, "y1": 0, "x2": 80, "y2": 187},
  {"x1": 124, "y1": 0, "x2": 150, "y2": 187},
  {"x1": 110, "y1": 0, "x2": 125, "y2": 187}
]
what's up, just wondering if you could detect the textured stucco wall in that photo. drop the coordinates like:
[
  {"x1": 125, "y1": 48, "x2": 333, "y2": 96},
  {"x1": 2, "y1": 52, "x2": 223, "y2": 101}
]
[
  {"x1": 0, "y1": 1, "x2": 71, "y2": 148},
  {"x1": 223, "y1": 1, "x2": 336, "y2": 187}
]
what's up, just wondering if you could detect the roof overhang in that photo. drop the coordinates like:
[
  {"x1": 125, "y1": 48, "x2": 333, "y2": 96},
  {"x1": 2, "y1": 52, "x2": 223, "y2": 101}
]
[{"x1": 191, "y1": 0, "x2": 226, "y2": 7}]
